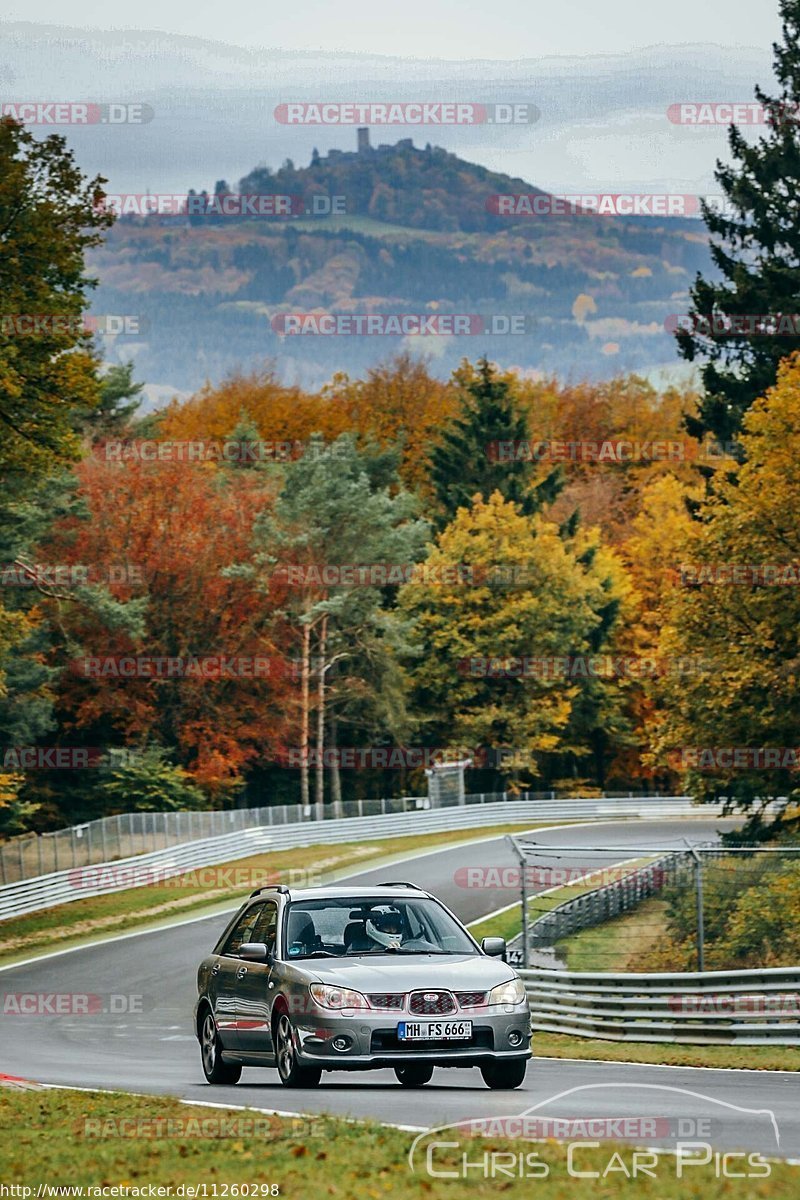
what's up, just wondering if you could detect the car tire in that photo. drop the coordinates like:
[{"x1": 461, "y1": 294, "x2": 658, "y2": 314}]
[
  {"x1": 275, "y1": 1012, "x2": 322, "y2": 1087},
  {"x1": 480, "y1": 1059, "x2": 528, "y2": 1090},
  {"x1": 200, "y1": 1009, "x2": 242, "y2": 1085},
  {"x1": 395, "y1": 1063, "x2": 434, "y2": 1087}
]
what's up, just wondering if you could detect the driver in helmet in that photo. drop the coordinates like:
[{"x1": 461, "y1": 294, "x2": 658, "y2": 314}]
[
  {"x1": 365, "y1": 906, "x2": 405, "y2": 950},
  {"x1": 364, "y1": 905, "x2": 438, "y2": 952}
]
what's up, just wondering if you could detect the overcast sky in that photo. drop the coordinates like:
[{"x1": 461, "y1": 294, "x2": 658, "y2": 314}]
[{"x1": 5, "y1": 0, "x2": 780, "y2": 59}]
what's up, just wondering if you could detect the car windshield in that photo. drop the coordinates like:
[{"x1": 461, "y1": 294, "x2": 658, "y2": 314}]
[{"x1": 283, "y1": 896, "x2": 479, "y2": 959}]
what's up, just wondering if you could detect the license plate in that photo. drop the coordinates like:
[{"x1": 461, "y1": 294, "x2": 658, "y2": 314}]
[{"x1": 397, "y1": 1020, "x2": 472, "y2": 1041}]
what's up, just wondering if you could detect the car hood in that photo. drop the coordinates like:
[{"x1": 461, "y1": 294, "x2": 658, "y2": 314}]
[{"x1": 302, "y1": 953, "x2": 516, "y2": 992}]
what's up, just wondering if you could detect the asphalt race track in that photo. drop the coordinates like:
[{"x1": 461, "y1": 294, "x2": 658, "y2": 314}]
[{"x1": 1, "y1": 817, "x2": 798, "y2": 1160}]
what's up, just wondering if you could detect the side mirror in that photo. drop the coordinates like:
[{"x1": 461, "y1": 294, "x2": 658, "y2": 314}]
[
  {"x1": 481, "y1": 936, "x2": 507, "y2": 960},
  {"x1": 239, "y1": 941, "x2": 270, "y2": 962}
]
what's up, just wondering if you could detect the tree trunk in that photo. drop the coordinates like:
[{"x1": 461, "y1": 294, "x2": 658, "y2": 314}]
[
  {"x1": 300, "y1": 621, "x2": 310, "y2": 813},
  {"x1": 314, "y1": 615, "x2": 327, "y2": 820},
  {"x1": 330, "y1": 715, "x2": 342, "y2": 818}
]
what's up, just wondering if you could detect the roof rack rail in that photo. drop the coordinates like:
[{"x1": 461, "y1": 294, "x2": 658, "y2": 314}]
[
  {"x1": 248, "y1": 884, "x2": 290, "y2": 898},
  {"x1": 379, "y1": 881, "x2": 425, "y2": 890}
]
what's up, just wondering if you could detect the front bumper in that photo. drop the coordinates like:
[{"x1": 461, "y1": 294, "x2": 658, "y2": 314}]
[{"x1": 292, "y1": 1002, "x2": 532, "y2": 1068}]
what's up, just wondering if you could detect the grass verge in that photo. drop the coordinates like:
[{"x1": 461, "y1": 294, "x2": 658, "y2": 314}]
[
  {"x1": 555, "y1": 895, "x2": 669, "y2": 971},
  {"x1": 533, "y1": 1031, "x2": 800, "y2": 1072},
  {"x1": 467, "y1": 855, "x2": 654, "y2": 948},
  {"x1": 0, "y1": 822, "x2": 558, "y2": 968},
  {"x1": 2, "y1": 1085, "x2": 795, "y2": 1196}
]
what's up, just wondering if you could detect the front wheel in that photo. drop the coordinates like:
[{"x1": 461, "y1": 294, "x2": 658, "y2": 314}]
[
  {"x1": 480, "y1": 1059, "x2": 528, "y2": 1090},
  {"x1": 275, "y1": 1013, "x2": 322, "y2": 1087},
  {"x1": 395, "y1": 1063, "x2": 434, "y2": 1087},
  {"x1": 200, "y1": 1010, "x2": 242, "y2": 1085}
]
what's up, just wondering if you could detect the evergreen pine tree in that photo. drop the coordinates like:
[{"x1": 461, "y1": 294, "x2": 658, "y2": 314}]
[
  {"x1": 430, "y1": 357, "x2": 561, "y2": 525},
  {"x1": 676, "y1": 0, "x2": 800, "y2": 447}
]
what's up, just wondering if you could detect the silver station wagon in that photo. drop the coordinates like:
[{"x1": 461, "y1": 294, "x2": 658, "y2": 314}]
[{"x1": 194, "y1": 882, "x2": 531, "y2": 1089}]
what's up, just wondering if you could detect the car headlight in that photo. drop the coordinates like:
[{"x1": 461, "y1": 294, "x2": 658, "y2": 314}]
[
  {"x1": 487, "y1": 977, "x2": 527, "y2": 1006},
  {"x1": 309, "y1": 984, "x2": 369, "y2": 1010}
]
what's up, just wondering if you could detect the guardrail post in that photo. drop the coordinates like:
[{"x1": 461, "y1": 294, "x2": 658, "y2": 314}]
[{"x1": 691, "y1": 847, "x2": 705, "y2": 971}]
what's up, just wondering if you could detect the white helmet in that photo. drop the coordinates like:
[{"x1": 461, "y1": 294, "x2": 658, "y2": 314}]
[{"x1": 365, "y1": 906, "x2": 404, "y2": 950}]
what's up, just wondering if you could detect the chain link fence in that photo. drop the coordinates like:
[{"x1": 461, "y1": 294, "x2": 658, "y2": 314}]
[{"x1": 506, "y1": 836, "x2": 800, "y2": 973}]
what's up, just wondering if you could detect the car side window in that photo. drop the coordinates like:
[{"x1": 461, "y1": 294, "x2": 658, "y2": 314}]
[
  {"x1": 221, "y1": 903, "x2": 265, "y2": 957},
  {"x1": 252, "y1": 901, "x2": 278, "y2": 956}
]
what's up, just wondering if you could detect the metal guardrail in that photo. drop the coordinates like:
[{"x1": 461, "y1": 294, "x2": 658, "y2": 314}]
[
  {"x1": 520, "y1": 966, "x2": 800, "y2": 1044},
  {"x1": 0, "y1": 795, "x2": 435, "y2": 885},
  {"x1": 0, "y1": 789, "x2": 663, "y2": 885},
  {"x1": 0, "y1": 794, "x2": 701, "y2": 920},
  {"x1": 505, "y1": 851, "x2": 685, "y2": 966},
  {"x1": 527, "y1": 849, "x2": 715, "y2": 948}
]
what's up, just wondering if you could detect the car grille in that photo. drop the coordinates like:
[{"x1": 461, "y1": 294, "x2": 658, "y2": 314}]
[
  {"x1": 454, "y1": 990, "x2": 487, "y2": 1009},
  {"x1": 367, "y1": 992, "x2": 405, "y2": 1011},
  {"x1": 408, "y1": 990, "x2": 456, "y2": 1015}
]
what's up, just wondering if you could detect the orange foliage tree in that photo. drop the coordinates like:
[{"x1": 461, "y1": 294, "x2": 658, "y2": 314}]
[{"x1": 42, "y1": 457, "x2": 294, "y2": 799}]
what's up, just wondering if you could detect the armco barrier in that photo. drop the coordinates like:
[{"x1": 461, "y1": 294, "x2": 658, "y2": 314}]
[
  {"x1": 526, "y1": 848, "x2": 717, "y2": 948},
  {"x1": 0, "y1": 789, "x2": 701, "y2": 885},
  {"x1": 0, "y1": 794, "x2": 703, "y2": 920},
  {"x1": 520, "y1": 965, "x2": 800, "y2": 1045}
]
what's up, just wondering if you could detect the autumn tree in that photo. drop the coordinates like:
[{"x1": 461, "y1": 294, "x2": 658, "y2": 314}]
[
  {"x1": 231, "y1": 435, "x2": 429, "y2": 815},
  {"x1": 398, "y1": 490, "x2": 628, "y2": 788},
  {"x1": 36, "y1": 458, "x2": 288, "y2": 819},
  {"x1": 0, "y1": 116, "x2": 112, "y2": 830},
  {"x1": 328, "y1": 353, "x2": 457, "y2": 492},
  {"x1": 651, "y1": 352, "x2": 800, "y2": 826}
]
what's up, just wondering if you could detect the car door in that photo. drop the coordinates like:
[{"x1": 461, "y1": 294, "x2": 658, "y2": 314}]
[
  {"x1": 211, "y1": 902, "x2": 267, "y2": 1051},
  {"x1": 234, "y1": 900, "x2": 279, "y2": 1058}
]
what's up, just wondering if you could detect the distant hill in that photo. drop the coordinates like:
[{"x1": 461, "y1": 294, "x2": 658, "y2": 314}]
[
  {"x1": 90, "y1": 135, "x2": 712, "y2": 394},
  {"x1": 235, "y1": 135, "x2": 548, "y2": 234}
]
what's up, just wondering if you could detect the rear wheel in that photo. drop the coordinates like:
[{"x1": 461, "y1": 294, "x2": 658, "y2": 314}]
[
  {"x1": 200, "y1": 1010, "x2": 242, "y2": 1085},
  {"x1": 275, "y1": 1013, "x2": 322, "y2": 1087},
  {"x1": 480, "y1": 1059, "x2": 528, "y2": 1090},
  {"x1": 395, "y1": 1063, "x2": 434, "y2": 1087}
]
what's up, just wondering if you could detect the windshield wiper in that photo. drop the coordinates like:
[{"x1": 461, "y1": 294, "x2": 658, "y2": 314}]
[
  {"x1": 298, "y1": 950, "x2": 339, "y2": 958},
  {"x1": 342, "y1": 948, "x2": 461, "y2": 956}
]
